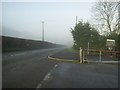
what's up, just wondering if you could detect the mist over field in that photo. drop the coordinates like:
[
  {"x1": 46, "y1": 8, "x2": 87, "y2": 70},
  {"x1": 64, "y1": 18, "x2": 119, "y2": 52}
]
[{"x1": 2, "y1": 2, "x2": 93, "y2": 46}]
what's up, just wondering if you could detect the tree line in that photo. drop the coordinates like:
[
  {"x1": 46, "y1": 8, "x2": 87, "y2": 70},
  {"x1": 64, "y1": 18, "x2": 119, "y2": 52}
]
[
  {"x1": 71, "y1": 1, "x2": 120, "y2": 51},
  {"x1": 71, "y1": 20, "x2": 119, "y2": 50}
]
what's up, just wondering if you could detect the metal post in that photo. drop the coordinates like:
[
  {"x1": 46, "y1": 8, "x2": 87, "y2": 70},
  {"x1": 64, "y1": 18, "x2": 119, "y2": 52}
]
[
  {"x1": 99, "y1": 50, "x2": 102, "y2": 62},
  {"x1": 82, "y1": 50, "x2": 85, "y2": 63},
  {"x1": 88, "y1": 42, "x2": 89, "y2": 55}
]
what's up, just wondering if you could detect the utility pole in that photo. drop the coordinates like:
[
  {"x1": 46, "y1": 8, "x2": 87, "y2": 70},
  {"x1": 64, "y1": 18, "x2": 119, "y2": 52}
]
[
  {"x1": 88, "y1": 42, "x2": 89, "y2": 55},
  {"x1": 41, "y1": 21, "x2": 44, "y2": 41},
  {"x1": 76, "y1": 16, "x2": 78, "y2": 26}
]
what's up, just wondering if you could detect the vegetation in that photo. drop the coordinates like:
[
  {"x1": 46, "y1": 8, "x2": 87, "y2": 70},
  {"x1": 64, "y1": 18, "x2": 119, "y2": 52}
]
[
  {"x1": 2, "y1": 36, "x2": 64, "y2": 52},
  {"x1": 71, "y1": 21, "x2": 119, "y2": 51},
  {"x1": 71, "y1": 1, "x2": 120, "y2": 51},
  {"x1": 92, "y1": 1, "x2": 119, "y2": 35},
  {"x1": 71, "y1": 21, "x2": 104, "y2": 49},
  {"x1": 66, "y1": 48, "x2": 78, "y2": 53},
  {"x1": 118, "y1": 35, "x2": 120, "y2": 51}
]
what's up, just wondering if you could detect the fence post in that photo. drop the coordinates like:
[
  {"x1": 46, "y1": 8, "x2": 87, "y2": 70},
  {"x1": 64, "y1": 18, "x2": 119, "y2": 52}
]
[
  {"x1": 80, "y1": 47, "x2": 83, "y2": 63},
  {"x1": 99, "y1": 50, "x2": 102, "y2": 62},
  {"x1": 87, "y1": 42, "x2": 89, "y2": 55}
]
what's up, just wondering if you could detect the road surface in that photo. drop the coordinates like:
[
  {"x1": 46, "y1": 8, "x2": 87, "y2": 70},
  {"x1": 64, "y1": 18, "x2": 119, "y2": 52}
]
[
  {"x1": 2, "y1": 47, "x2": 67, "y2": 88},
  {"x1": 2, "y1": 47, "x2": 119, "y2": 88},
  {"x1": 39, "y1": 62, "x2": 118, "y2": 88}
]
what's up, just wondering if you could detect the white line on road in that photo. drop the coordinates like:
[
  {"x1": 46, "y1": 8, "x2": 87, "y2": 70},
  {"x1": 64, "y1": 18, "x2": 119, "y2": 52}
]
[
  {"x1": 54, "y1": 64, "x2": 58, "y2": 68},
  {"x1": 36, "y1": 64, "x2": 58, "y2": 89},
  {"x1": 43, "y1": 73, "x2": 51, "y2": 81},
  {"x1": 36, "y1": 72, "x2": 52, "y2": 88},
  {"x1": 10, "y1": 53, "x2": 27, "y2": 57}
]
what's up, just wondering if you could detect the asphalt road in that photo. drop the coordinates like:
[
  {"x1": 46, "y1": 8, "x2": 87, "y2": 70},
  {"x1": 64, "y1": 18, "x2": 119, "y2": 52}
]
[
  {"x1": 2, "y1": 47, "x2": 67, "y2": 88},
  {"x1": 39, "y1": 62, "x2": 119, "y2": 88},
  {"x1": 2, "y1": 47, "x2": 119, "y2": 88}
]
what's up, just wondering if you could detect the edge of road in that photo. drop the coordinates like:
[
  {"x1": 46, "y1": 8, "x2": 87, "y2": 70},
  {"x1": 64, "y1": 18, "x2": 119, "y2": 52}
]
[
  {"x1": 48, "y1": 55, "x2": 120, "y2": 64},
  {"x1": 48, "y1": 55, "x2": 80, "y2": 63},
  {"x1": 47, "y1": 48, "x2": 120, "y2": 64},
  {"x1": 47, "y1": 48, "x2": 82, "y2": 64},
  {"x1": 36, "y1": 64, "x2": 58, "y2": 89}
]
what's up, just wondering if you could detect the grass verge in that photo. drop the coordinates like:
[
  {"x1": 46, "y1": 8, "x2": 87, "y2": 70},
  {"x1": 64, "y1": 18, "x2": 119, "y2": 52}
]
[{"x1": 66, "y1": 48, "x2": 79, "y2": 53}]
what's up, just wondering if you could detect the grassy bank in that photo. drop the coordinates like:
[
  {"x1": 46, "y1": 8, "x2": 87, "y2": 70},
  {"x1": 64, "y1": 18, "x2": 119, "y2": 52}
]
[
  {"x1": 66, "y1": 48, "x2": 79, "y2": 53},
  {"x1": 2, "y1": 36, "x2": 63, "y2": 52}
]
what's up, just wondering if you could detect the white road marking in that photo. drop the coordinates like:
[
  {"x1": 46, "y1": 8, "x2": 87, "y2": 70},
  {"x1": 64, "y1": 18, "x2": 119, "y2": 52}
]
[
  {"x1": 54, "y1": 64, "x2": 58, "y2": 68},
  {"x1": 36, "y1": 64, "x2": 58, "y2": 89},
  {"x1": 36, "y1": 72, "x2": 52, "y2": 89},
  {"x1": 10, "y1": 52, "x2": 28, "y2": 57},
  {"x1": 43, "y1": 73, "x2": 51, "y2": 81}
]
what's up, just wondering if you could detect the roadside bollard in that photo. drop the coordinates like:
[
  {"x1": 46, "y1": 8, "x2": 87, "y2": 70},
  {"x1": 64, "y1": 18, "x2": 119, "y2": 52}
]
[
  {"x1": 80, "y1": 47, "x2": 83, "y2": 63},
  {"x1": 99, "y1": 50, "x2": 102, "y2": 62}
]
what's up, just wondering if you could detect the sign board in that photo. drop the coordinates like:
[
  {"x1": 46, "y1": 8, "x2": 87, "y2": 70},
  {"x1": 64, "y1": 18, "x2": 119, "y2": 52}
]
[{"x1": 106, "y1": 39, "x2": 115, "y2": 50}]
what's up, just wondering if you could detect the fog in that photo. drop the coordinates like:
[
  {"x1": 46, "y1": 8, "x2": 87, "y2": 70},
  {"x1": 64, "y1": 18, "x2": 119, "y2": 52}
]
[{"x1": 2, "y1": 2, "x2": 93, "y2": 46}]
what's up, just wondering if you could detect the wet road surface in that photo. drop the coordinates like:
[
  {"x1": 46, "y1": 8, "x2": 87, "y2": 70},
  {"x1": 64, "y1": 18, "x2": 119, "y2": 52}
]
[
  {"x1": 39, "y1": 62, "x2": 118, "y2": 88},
  {"x1": 2, "y1": 47, "x2": 67, "y2": 88},
  {"x1": 2, "y1": 47, "x2": 119, "y2": 88}
]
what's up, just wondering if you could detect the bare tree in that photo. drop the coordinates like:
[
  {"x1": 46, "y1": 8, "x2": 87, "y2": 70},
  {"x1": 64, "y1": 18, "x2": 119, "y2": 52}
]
[
  {"x1": 92, "y1": 1, "x2": 119, "y2": 35},
  {"x1": 118, "y1": 1, "x2": 120, "y2": 34}
]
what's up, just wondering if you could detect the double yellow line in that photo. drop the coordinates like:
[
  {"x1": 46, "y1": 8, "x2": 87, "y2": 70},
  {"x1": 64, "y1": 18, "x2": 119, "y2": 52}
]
[{"x1": 48, "y1": 56, "x2": 80, "y2": 63}]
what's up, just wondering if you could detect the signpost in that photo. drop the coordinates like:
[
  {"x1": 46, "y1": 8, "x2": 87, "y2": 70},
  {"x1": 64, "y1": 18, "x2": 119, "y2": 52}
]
[{"x1": 106, "y1": 39, "x2": 115, "y2": 51}]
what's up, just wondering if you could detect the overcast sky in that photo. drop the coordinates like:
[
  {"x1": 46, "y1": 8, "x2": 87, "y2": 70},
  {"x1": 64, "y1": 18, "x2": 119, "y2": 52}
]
[{"x1": 1, "y1": 1, "x2": 94, "y2": 46}]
